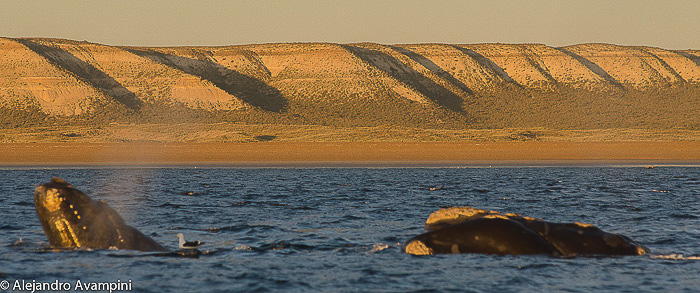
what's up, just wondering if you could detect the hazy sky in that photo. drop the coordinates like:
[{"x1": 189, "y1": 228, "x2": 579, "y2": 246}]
[{"x1": 1, "y1": 0, "x2": 698, "y2": 49}]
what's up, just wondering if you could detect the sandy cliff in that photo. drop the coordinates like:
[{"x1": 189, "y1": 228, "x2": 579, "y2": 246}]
[{"x1": 1, "y1": 38, "x2": 699, "y2": 132}]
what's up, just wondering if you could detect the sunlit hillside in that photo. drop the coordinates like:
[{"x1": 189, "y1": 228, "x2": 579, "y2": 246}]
[{"x1": 1, "y1": 37, "x2": 700, "y2": 141}]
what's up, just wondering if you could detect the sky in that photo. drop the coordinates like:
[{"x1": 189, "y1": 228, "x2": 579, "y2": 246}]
[{"x1": 1, "y1": 0, "x2": 698, "y2": 49}]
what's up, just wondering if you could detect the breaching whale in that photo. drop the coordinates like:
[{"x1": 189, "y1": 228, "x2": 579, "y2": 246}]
[
  {"x1": 34, "y1": 178, "x2": 166, "y2": 252},
  {"x1": 404, "y1": 207, "x2": 648, "y2": 256}
]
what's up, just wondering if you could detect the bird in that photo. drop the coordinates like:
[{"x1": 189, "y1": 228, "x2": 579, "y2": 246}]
[{"x1": 176, "y1": 233, "x2": 204, "y2": 250}]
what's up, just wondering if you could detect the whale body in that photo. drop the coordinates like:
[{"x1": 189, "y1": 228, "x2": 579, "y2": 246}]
[
  {"x1": 34, "y1": 178, "x2": 166, "y2": 252},
  {"x1": 405, "y1": 207, "x2": 648, "y2": 256}
]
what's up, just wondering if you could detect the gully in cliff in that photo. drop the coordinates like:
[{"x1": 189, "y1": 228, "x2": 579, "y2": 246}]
[
  {"x1": 404, "y1": 206, "x2": 648, "y2": 256},
  {"x1": 34, "y1": 178, "x2": 166, "y2": 252}
]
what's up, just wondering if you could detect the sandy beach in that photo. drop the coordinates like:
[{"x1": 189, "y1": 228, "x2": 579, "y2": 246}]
[{"x1": 2, "y1": 142, "x2": 700, "y2": 167}]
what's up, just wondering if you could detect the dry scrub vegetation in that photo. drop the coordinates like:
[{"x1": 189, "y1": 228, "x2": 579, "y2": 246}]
[{"x1": 4, "y1": 124, "x2": 700, "y2": 143}]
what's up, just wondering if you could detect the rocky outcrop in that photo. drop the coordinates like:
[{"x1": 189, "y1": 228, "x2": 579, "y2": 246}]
[{"x1": 2, "y1": 38, "x2": 700, "y2": 129}]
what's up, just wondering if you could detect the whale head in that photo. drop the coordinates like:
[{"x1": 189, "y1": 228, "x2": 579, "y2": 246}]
[
  {"x1": 34, "y1": 178, "x2": 166, "y2": 251},
  {"x1": 34, "y1": 178, "x2": 101, "y2": 248}
]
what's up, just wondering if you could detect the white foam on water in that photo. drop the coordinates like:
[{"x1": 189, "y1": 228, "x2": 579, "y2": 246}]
[
  {"x1": 367, "y1": 243, "x2": 398, "y2": 254},
  {"x1": 651, "y1": 254, "x2": 700, "y2": 260},
  {"x1": 234, "y1": 244, "x2": 252, "y2": 251}
]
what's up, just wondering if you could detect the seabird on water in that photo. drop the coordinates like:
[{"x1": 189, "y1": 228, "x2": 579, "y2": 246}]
[{"x1": 176, "y1": 233, "x2": 204, "y2": 250}]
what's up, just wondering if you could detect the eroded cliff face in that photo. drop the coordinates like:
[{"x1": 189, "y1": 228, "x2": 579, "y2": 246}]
[
  {"x1": 0, "y1": 38, "x2": 109, "y2": 116},
  {"x1": 1, "y1": 37, "x2": 699, "y2": 129}
]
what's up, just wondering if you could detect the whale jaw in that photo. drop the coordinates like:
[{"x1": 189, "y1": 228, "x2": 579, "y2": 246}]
[{"x1": 34, "y1": 178, "x2": 166, "y2": 252}]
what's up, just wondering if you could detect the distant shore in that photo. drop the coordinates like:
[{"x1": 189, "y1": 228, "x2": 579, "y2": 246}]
[{"x1": 2, "y1": 142, "x2": 700, "y2": 167}]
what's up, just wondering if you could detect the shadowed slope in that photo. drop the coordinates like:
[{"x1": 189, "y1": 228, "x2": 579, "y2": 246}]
[
  {"x1": 341, "y1": 44, "x2": 466, "y2": 112},
  {"x1": 2, "y1": 38, "x2": 700, "y2": 132},
  {"x1": 16, "y1": 39, "x2": 142, "y2": 110},
  {"x1": 0, "y1": 37, "x2": 110, "y2": 116},
  {"x1": 126, "y1": 48, "x2": 287, "y2": 113},
  {"x1": 518, "y1": 45, "x2": 558, "y2": 85},
  {"x1": 677, "y1": 51, "x2": 700, "y2": 67},
  {"x1": 451, "y1": 45, "x2": 520, "y2": 86},
  {"x1": 642, "y1": 49, "x2": 687, "y2": 83},
  {"x1": 390, "y1": 46, "x2": 474, "y2": 96},
  {"x1": 555, "y1": 47, "x2": 626, "y2": 90}
]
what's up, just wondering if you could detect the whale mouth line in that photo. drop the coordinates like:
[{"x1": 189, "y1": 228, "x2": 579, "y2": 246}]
[{"x1": 59, "y1": 218, "x2": 82, "y2": 247}]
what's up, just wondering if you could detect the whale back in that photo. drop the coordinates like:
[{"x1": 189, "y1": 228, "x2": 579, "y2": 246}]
[{"x1": 406, "y1": 206, "x2": 647, "y2": 256}]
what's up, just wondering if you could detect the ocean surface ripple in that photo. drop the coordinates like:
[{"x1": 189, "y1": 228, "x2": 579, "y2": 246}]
[{"x1": 1, "y1": 167, "x2": 700, "y2": 292}]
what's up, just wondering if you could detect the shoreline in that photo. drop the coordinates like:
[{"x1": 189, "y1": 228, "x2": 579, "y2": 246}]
[{"x1": 2, "y1": 142, "x2": 700, "y2": 167}]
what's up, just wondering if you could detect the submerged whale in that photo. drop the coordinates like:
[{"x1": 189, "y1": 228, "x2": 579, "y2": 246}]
[
  {"x1": 404, "y1": 207, "x2": 648, "y2": 256},
  {"x1": 34, "y1": 178, "x2": 166, "y2": 252}
]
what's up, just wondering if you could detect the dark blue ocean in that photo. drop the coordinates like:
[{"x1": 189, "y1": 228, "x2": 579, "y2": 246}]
[{"x1": 2, "y1": 167, "x2": 700, "y2": 292}]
